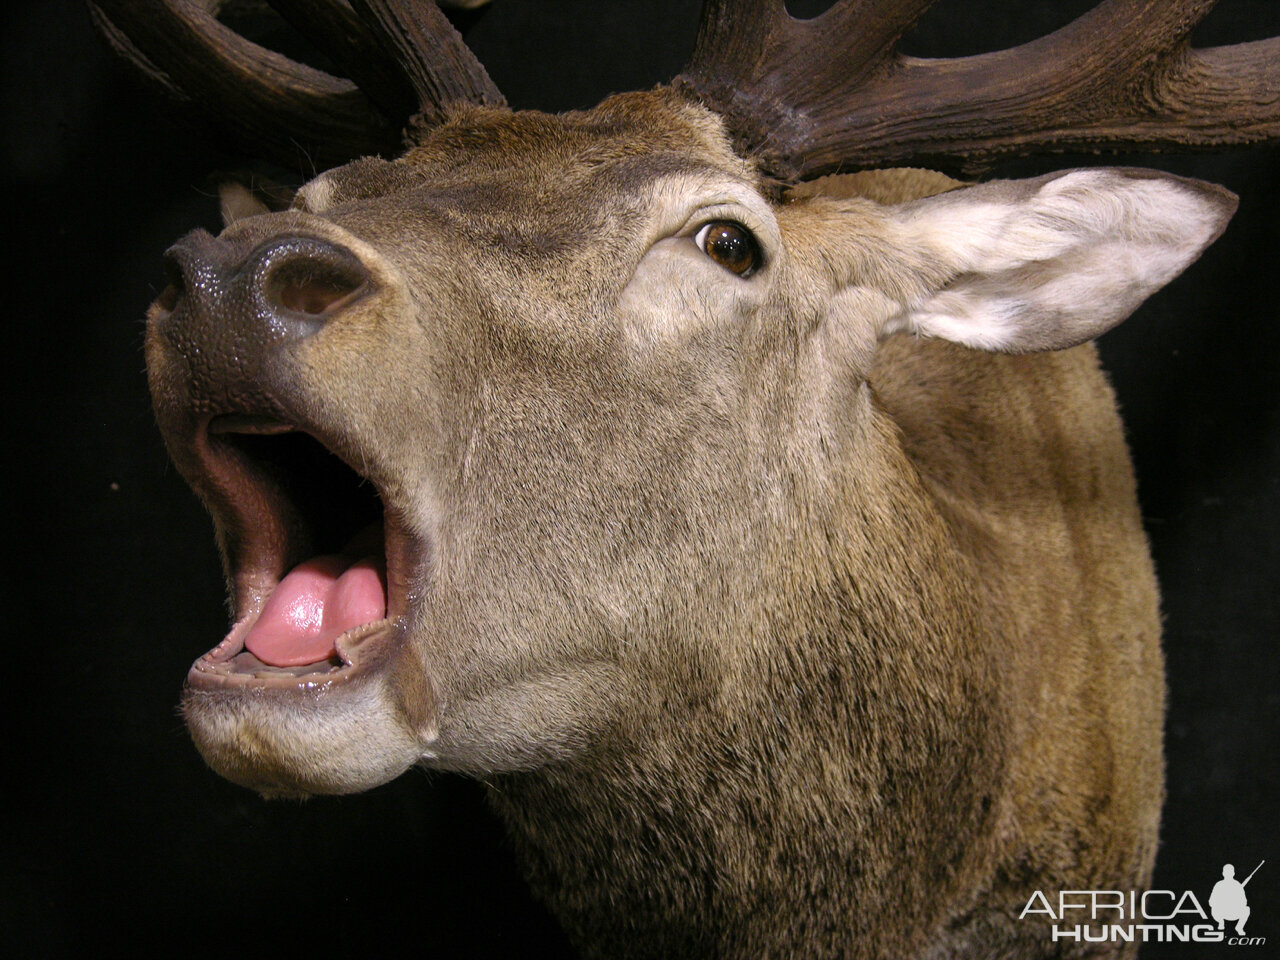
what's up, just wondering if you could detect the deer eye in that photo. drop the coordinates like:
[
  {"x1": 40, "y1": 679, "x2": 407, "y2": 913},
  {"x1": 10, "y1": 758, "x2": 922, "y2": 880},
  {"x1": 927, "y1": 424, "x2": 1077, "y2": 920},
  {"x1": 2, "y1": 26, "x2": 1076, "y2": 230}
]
[{"x1": 694, "y1": 221, "x2": 761, "y2": 277}]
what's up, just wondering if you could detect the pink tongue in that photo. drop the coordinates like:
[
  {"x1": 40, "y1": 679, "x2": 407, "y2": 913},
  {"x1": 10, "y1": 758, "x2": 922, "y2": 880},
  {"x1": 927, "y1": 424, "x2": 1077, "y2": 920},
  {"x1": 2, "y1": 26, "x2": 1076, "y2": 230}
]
[{"x1": 244, "y1": 554, "x2": 387, "y2": 667}]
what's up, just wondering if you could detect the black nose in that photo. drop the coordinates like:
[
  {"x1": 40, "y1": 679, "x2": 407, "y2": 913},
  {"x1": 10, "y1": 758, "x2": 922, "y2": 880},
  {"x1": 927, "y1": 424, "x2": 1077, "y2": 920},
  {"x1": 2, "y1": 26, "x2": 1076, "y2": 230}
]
[
  {"x1": 161, "y1": 231, "x2": 371, "y2": 336},
  {"x1": 154, "y1": 229, "x2": 374, "y2": 411}
]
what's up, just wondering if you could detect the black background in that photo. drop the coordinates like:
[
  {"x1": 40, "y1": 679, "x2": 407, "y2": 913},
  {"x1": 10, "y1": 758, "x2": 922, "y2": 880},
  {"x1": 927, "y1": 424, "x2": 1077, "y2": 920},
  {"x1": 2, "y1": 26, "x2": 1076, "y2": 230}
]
[{"x1": 3, "y1": 2, "x2": 1276, "y2": 956}]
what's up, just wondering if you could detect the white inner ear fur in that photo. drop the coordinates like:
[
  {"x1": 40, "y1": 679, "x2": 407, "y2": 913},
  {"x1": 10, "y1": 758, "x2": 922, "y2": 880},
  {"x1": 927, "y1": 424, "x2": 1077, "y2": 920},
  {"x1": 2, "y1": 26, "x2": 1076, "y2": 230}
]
[{"x1": 880, "y1": 169, "x2": 1237, "y2": 354}]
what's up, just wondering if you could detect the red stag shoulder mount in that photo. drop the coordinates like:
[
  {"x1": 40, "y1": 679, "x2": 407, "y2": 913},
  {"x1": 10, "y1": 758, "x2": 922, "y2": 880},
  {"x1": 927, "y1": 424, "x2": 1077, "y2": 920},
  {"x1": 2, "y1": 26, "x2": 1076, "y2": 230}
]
[{"x1": 91, "y1": 2, "x2": 1279, "y2": 958}]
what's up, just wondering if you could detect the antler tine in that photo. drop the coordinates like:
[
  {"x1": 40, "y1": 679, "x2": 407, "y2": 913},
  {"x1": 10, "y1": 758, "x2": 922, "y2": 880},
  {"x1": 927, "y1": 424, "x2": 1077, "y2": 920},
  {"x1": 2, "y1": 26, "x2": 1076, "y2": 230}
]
[
  {"x1": 683, "y1": 0, "x2": 785, "y2": 73},
  {"x1": 90, "y1": 0, "x2": 397, "y2": 169},
  {"x1": 675, "y1": 0, "x2": 943, "y2": 177},
  {"x1": 263, "y1": 0, "x2": 420, "y2": 125},
  {"x1": 348, "y1": 0, "x2": 505, "y2": 127},
  {"x1": 684, "y1": 0, "x2": 940, "y2": 79},
  {"x1": 677, "y1": 0, "x2": 1280, "y2": 181}
]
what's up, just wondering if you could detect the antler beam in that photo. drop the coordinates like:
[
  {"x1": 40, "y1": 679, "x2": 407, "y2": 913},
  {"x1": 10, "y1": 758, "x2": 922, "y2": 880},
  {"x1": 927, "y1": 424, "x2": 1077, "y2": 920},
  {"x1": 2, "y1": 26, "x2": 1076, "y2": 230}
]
[
  {"x1": 90, "y1": 0, "x2": 397, "y2": 169},
  {"x1": 676, "y1": 0, "x2": 1280, "y2": 180}
]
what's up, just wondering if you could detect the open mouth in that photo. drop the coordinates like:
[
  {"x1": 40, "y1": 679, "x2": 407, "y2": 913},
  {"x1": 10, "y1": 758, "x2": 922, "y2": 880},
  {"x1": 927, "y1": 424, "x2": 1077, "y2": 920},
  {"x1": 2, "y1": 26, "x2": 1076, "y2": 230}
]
[{"x1": 185, "y1": 415, "x2": 424, "y2": 690}]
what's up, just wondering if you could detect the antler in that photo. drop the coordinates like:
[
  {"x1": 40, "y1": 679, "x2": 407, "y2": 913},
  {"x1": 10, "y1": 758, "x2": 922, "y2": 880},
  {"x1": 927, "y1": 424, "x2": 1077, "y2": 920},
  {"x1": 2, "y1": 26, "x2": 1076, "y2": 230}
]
[
  {"x1": 90, "y1": 0, "x2": 504, "y2": 169},
  {"x1": 348, "y1": 1, "x2": 504, "y2": 125},
  {"x1": 674, "y1": 0, "x2": 1280, "y2": 181},
  {"x1": 258, "y1": 0, "x2": 422, "y2": 126}
]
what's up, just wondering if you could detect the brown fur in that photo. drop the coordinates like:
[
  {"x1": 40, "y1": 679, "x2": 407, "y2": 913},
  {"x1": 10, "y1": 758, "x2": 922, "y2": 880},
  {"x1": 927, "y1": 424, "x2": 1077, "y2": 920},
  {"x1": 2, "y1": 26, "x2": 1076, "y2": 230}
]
[{"x1": 148, "y1": 89, "x2": 1235, "y2": 958}]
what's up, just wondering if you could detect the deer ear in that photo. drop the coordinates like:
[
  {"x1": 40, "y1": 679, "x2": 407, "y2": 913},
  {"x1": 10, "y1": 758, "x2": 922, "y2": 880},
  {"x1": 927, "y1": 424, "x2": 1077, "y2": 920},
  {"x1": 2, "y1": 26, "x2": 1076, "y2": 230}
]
[
  {"x1": 883, "y1": 169, "x2": 1237, "y2": 353},
  {"x1": 218, "y1": 183, "x2": 271, "y2": 225},
  {"x1": 214, "y1": 173, "x2": 297, "y2": 227}
]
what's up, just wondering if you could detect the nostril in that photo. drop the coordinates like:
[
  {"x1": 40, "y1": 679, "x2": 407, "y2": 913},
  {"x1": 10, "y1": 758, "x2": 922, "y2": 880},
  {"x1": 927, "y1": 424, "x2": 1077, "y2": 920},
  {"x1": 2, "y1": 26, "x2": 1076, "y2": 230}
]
[
  {"x1": 270, "y1": 265, "x2": 367, "y2": 315},
  {"x1": 156, "y1": 252, "x2": 187, "y2": 313},
  {"x1": 259, "y1": 240, "x2": 370, "y2": 319}
]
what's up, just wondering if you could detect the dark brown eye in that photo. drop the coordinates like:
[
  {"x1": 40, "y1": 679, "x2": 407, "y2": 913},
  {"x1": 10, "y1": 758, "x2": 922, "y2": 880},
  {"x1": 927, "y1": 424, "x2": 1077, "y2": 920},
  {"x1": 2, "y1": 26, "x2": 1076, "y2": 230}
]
[{"x1": 694, "y1": 221, "x2": 761, "y2": 277}]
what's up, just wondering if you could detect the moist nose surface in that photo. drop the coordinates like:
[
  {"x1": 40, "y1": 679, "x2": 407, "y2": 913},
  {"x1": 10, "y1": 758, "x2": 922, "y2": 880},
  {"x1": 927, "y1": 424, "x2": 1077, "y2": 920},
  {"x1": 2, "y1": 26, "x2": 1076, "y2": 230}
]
[{"x1": 156, "y1": 229, "x2": 371, "y2": 413}]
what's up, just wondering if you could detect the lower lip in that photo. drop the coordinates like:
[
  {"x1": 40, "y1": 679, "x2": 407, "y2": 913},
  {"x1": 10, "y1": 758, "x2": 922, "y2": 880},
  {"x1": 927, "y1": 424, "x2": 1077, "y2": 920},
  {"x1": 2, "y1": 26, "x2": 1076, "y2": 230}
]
[{"x1": 186, "y1": 616, "x2": 399, "y2": 691}]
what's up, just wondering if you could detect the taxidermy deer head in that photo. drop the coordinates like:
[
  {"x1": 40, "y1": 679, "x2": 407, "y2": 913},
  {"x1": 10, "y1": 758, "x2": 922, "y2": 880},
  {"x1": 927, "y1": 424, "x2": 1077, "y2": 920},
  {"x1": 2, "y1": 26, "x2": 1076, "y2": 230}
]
[{"x1": 91, "y1": 1, "x2": 1277, "y2": 956}]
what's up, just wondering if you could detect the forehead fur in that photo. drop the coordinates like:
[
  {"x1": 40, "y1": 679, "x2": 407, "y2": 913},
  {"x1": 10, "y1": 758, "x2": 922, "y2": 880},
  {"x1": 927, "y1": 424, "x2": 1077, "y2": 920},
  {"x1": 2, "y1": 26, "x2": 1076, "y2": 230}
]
[{"x1": 401, "y1": 89, "x2": 755, "y2": 185}]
